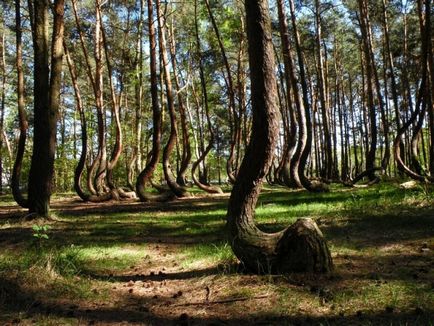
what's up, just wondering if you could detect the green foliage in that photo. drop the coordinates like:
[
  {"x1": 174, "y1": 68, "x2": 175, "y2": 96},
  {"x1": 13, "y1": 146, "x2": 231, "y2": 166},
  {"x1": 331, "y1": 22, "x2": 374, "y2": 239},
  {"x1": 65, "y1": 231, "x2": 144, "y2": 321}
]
[
  {"x1": 32, "y1": 224, "x2": 51, "y2": 240},
  {"x1": 51, "y1": 246, "x2": 83, "y2": 277}
]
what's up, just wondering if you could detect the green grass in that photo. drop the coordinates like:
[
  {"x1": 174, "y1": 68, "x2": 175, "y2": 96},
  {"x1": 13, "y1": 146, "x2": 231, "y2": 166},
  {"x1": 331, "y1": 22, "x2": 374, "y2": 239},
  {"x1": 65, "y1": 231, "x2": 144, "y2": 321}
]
[
  {"x1": 180, "y1": 241, "x2": 237, "y2": 272},
  {"x1": 1, "y1": 182, "x2": 434, "y2": 324},
  {"x1": 0, "y1": 193, "x2": 15, "y2": 206}
]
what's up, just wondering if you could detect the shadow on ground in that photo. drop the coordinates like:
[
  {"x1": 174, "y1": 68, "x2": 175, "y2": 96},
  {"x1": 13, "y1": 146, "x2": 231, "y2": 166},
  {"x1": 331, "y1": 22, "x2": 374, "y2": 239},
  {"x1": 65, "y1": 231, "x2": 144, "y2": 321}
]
[{"x1": 1, "y1": 275, "x2": 433, "y2": 325}]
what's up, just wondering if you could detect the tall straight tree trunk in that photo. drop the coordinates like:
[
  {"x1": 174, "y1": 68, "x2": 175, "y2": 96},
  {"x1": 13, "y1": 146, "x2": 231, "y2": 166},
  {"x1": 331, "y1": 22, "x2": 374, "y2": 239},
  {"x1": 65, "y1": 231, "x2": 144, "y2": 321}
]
[
  {"x1": 204, "y1": 0, "x2": 238, "y2": 184},
  {"x1": 134, "y1": 0, "x2": 144, "y2": 176},
  {"x1": 0, "y1": 16, "x2": 6, "y2": 194},
  {"x1": 314, "y1": 0, "x2": 333, "y2": 181},
  {"x1": 191, "y1": 0, "x2": 223, "y2": 194},
  {"x1": 27, "y1": 0, "x2": 65, "y2": 217},
  {"x1": 364, "y1": 16, "x2": 389, "y2": 172},
  {"x1": 227, "y1": 0, "x2": 332, "y2": 274},
  {"x1": 423, "y1": 0, "x2": 434, "y2": 174},
  {"x1": 235, "y1": 17, "x2": 247, "y2": 174},
  {"x1": 382, "y1": 0, "x2": 403, "y2": 169},
  {"x1": 168, "y1": 18, "x2": 191, "y2": 187},
  {"x1": 401, "y1": 7, "x2": 413, "y2": 168},
  {"x1": 356, "y1": 1, "x2": 378, "y2": 182}
]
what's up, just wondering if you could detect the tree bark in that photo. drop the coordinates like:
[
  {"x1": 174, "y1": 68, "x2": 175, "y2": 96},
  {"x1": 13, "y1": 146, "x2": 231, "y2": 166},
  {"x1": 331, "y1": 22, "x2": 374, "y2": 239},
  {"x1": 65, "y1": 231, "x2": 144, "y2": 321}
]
[
  {"x1": 64, "y1": 43, "x2": 90, "y2": 201},
  {"x1": 27, "y1": 0, "x2": 65, "y2": 217},
  {"x1": 156, "y1": 0, "x2": 188, "y2": 198},
  {"x1": 134, "y1": 0, "x2": 145, "y2": 176},
  {"x1": 227, "y1": 0, "x2": 333, "y2": 274},
  {"x1": 91, "y1": 0, "x2": 108, "y2": 195},
  {"x1": 314, "y1": 0, "x2": 333, "y2": 181},
  {"x1": 100, "y1": 14, "x2": 123, "y2": 191},
  {"x1": 190, "y1": 0, "x2": 223, "y2": 194},
  {"x1": 204, "y1": 0, "x2": 238, "y2": 184},
  {"x1": 12, "y1": 0, "x2": 29, "y2": 208},
  {"x1": 136, "y1": 0, "x2": 174, "y2": 202},
  {"x1": 0, "y1": 17, "x2": 5, "y2": 194},
  {"x1": 276, "y1": 0, "x2": 298, "y2": 188},
  {"x1": 289, "y1": 0, "x2": 328, "y2": 192},
  {"x1": 168, "y1": 20, "x2": 191, "y2": 188},
  {"x1": 357, "y1": 1, "x2": 379, "y2": 182},
  {"x1": 393, "y1": 0, "x2": 434, "y2": 182}
]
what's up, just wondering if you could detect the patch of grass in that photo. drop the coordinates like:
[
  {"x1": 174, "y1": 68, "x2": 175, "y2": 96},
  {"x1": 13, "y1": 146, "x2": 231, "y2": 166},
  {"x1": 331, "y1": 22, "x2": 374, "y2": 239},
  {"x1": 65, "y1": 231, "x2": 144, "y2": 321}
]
[
  {"x1": 0, "y1": 247, "x2": 99, "y2": 311},
  {"x1": 74, "y1": 245, "x2": 146, "y2": 273},
  {"x1": 181, "y1": 241, "x2": 237, "y2": 272},
  {"x1": 0, "y1": 193, "x2": 15, "y2": 206}
]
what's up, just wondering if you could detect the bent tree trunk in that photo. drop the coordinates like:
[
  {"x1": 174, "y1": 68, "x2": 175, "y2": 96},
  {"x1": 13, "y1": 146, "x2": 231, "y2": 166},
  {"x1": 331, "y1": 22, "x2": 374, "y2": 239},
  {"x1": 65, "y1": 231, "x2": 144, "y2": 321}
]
[
  {"x1": 135, "y1": 0, "x2": 174, "y2": 202},
  {"x1": 156, "y1": 0, "x2": 189, "y2": 198},
  {"x1": 64, "y1": 44, "x2": 90, "y2": 201},
  {"x1": 12, "y1": 0, "x2": 29, "y2": 208},
  {"x1": 227, "y1": 0, "x2": 332, "y2": 274}
]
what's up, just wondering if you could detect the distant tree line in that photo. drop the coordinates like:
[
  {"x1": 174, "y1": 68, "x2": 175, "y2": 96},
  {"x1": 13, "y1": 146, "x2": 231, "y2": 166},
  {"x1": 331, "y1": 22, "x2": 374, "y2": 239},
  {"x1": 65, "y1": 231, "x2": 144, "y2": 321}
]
[{"x1": 0, "y1": 0, "x2": 432, "y2": 217}]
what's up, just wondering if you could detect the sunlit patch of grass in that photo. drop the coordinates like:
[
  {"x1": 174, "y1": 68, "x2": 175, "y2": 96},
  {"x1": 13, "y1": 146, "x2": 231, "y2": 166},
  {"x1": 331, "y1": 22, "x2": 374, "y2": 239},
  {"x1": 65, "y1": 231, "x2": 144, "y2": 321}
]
[
  {"x1": 65, "y1": 245, "x2": 146, "y2": 274},
  {"x1": 138, "y1": 208, "x2": 227, "y2": 237},
  {"x1": 180, "y1": 241, "x2": 237, "y2": 272}
]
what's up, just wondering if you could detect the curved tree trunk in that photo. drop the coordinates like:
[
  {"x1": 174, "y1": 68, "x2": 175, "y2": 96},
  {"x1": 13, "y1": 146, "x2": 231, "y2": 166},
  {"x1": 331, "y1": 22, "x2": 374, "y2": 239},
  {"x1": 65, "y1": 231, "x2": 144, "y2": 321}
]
[
  {"x1": 64, "y1": 43, "x2": 90, "y2": 201},
  {"x1": 168, "y1": 19, "x2": 191, "y2": 187},
  {"x1": 156, "y1": 0, "x2": 189, "y2": 198},
  {"x1": 288, "y1": 0, "x2": 328, "y2": 193},
  {"x1": 393, "y1": 0, "x2": 433, "y2": 183},
  {"x1": 11, "y1": 0, "x2": 29, "y2": 208},
  {"x1": 92, "y1": 0, "x2": 108, "y2": 195},
  {"x1": 100, "y1": 16, "x2": 123, "y2": 191},
  {"x1": 71, "y1": 0, "x2": 108, "y2": 198},
  {"x1": 276, "y1": 0, "x2": 298, "y2": 188},
  {"x1": 227, "y1": 0, "x2": 333, "y2": 274},
  {"x1": 410, "y1": 106, "x2": 426, "y2": 175},
  {"x1": 136, "y1": 0, "x2": 174, "y2": 202}
]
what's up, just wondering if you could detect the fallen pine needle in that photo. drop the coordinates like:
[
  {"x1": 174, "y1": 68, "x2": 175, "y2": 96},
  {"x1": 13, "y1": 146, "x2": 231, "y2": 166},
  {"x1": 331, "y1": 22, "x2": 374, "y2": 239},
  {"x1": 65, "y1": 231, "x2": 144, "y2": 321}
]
[{"x1": 174, "y1": 294, "x2": 270, "y2": 306}]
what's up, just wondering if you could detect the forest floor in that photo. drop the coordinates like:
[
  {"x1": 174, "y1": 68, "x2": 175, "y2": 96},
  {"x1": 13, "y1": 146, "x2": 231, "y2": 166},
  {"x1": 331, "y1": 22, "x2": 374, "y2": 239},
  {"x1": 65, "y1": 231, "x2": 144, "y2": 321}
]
[{"x1": 1, "y1": 182, "x2": 434, "y2": 325}]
